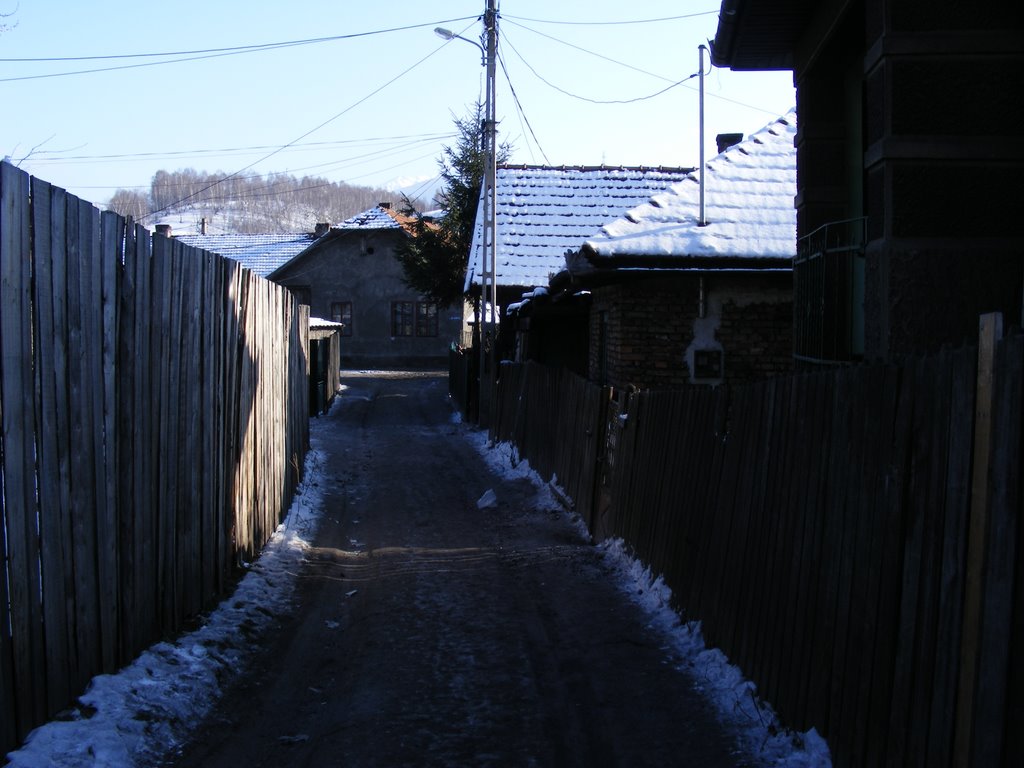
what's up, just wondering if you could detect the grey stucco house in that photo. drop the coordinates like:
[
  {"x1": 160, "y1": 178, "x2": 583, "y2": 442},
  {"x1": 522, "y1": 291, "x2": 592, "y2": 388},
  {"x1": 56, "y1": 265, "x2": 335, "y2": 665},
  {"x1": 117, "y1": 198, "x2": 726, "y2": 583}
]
[{"x1": 267, "y1": 204, "x2": 461, "y2": 369}]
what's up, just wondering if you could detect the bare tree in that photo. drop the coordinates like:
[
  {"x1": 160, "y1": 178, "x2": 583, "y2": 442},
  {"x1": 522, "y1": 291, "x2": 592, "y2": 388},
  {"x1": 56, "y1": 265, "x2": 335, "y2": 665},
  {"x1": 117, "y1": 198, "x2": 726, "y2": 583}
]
[
  {"x1": 0, "y1": 4, "x2": 17, "y2": 35},
  {"x1": 108, "y1": 188, "x2": 149, "y2": 220}
]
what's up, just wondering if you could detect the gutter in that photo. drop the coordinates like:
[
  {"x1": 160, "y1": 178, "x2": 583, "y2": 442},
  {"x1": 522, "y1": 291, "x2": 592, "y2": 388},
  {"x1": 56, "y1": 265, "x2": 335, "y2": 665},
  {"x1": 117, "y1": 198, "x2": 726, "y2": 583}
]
[{"x1": 710, "y1": 0, "x2": 745, "y2": 67}]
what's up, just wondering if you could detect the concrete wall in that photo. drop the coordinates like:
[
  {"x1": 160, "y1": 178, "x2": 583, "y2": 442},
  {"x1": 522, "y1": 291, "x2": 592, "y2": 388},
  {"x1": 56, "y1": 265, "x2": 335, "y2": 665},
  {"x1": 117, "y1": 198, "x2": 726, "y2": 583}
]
[{"x1": 273, "y1": 229, "x2": 462, "y2": 368}]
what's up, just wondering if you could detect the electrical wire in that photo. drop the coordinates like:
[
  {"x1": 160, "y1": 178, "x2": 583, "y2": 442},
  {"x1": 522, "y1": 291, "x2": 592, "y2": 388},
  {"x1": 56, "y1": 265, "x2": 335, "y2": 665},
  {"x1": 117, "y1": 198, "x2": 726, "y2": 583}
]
[
  {"x1": 501, "y1": 20, "x2": 786, "y2": 116},
  {"x1": 502, "y1": 19, "x2": 677, "y2": 84},
  {"x1": 501, "y1": 31, "x2": 697, "y2": 105},
  {"x1": 21, "y1": 133, "x2": 456, "y2": 165},
  {"x1": 501, "y1": 10, "x2": 718, "y2": 26},
  {"x1": 140, "y1": 35, "x2": 462, "y2": 220},
  {"x1": 496, "y1": 50, "x2": 549, "y2": 165},
  {"x1": 0, "y1": 17, "x2": 479, "y2": 83}
]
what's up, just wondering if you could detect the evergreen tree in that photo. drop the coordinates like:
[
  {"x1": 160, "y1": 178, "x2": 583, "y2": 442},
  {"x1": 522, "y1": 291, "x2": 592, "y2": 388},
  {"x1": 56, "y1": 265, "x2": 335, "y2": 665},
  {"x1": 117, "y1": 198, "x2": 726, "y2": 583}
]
[{"x1": 395, "y1": 102, "x2": 510, "y2": 308}]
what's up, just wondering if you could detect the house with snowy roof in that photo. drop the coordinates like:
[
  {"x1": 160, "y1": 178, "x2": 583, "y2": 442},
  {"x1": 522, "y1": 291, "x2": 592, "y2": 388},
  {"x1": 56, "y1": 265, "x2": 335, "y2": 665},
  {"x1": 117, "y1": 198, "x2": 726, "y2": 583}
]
[
  {"x1": 267, "y1": 203, "x2": 461, "y2": 368},
  {"x1": 464, "y1": 165, "x2": 694, "y2": 357},
  {"x1": 522, "y1": 111, "x2": 797, "y2": 390},
  {"x1": 173, "y1": 230, "x2": 324, "y2": 278}
]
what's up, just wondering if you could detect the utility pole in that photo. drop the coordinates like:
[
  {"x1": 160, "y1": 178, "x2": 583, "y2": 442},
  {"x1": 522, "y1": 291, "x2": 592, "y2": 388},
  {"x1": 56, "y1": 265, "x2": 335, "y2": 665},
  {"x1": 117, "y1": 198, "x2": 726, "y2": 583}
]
[
  {"x1": 698, "y1": 44, "x2": 707, "y2": 227},
  {"x1": 482, "y1": 0, "x2": 499, "y2": 424}
]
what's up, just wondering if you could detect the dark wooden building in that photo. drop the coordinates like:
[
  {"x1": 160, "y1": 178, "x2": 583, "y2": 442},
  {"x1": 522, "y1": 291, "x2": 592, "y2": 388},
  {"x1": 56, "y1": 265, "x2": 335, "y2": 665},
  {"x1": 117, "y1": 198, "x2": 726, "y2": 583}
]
[{"x1": 712, "y1": 0, "x2": 1024, "y2": 362}]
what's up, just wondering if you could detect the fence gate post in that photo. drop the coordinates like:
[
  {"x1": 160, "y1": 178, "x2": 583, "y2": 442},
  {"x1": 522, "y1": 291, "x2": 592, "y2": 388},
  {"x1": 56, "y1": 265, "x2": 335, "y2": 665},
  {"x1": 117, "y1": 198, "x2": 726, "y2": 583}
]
[{"x1": 953, "y1": 311, "x2": 1002, "y2": 767}]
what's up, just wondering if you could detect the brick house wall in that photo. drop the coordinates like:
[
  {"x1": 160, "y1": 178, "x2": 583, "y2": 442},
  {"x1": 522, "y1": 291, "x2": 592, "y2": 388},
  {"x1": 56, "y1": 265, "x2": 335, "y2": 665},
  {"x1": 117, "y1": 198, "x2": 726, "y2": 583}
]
[{"x1": 588, "y1": 273, "x2": 792, "y2": 391}]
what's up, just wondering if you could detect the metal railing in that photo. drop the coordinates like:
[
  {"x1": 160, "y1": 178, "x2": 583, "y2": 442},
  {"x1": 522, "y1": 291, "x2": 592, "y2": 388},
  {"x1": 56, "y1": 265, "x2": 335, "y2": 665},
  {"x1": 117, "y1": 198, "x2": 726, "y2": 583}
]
[{"x1": 794, "y1": 217, "x2": 867, "y2": 363}]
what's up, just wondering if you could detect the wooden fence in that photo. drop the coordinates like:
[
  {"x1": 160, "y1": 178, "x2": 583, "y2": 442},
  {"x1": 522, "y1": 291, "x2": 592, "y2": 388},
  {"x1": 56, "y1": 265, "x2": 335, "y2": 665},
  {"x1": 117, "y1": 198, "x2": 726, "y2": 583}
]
[
  {"x1": 448, "y1": 345, "x2": 477, "y2": 422},
  {"x1": 0, "y1": 162, "x2": 310, "y2": 755},
  {"x1": 493, "y1": 330, "x2": 1022, "y2": 768}
]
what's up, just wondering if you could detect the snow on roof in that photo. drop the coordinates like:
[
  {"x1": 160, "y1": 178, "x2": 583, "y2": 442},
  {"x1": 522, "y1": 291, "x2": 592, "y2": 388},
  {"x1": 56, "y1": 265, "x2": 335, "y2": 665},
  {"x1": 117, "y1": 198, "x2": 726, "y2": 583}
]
[
  {"x1": 465, "y1": 165, "x2": 694, "y2": 290},
  {"x1": 583, "y1": 111, "x2": 797, "y2": 263},
  {"x1": 174, "y1": 232, "x2": 318, "y2": 278},
  {"x1": 310, "y1": 316, "x2": 343, "y2": 330},
  {"x1": 336, "y1": 204, "x2": 417, "y2": 232}
]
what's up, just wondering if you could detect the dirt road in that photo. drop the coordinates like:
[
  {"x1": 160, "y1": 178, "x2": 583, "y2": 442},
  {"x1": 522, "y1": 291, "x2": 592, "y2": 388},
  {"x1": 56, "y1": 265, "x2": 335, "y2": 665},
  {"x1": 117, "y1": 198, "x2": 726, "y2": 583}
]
[{"x1": 168, "y1": 371, "x2": 750, "y2": 767}]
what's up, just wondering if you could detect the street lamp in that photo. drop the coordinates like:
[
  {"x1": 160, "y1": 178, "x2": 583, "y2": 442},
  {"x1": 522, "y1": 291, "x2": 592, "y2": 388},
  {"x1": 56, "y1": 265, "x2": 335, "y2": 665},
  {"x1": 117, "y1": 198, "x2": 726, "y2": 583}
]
[
  {"x1": 436, "y1": 4, "x2": 499, "y2": 425},
  {"x1": 434, "y1": 27, "x2": 485, "y2": 66}
]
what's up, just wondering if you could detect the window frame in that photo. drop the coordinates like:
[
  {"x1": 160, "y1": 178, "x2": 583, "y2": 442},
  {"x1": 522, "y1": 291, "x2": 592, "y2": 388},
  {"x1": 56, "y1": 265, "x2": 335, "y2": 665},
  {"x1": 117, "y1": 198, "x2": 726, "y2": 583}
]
[
  {"x1": 391, "y1": 300, "x2": 415, "y2": 337},
  {"x1": 331, "y1": 301, "x2": 353, "y2": 337}
]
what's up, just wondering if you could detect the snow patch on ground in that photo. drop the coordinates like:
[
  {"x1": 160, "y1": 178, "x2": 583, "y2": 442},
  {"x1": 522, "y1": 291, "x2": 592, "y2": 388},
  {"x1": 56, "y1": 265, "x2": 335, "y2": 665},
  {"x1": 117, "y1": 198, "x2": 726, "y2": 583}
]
[
  {"x1": 5, "y1": 413, "x2": 336, "y2": 768},
  {"x1": 471, "y1": 435, "x2": 831, "y2": 768},
  {"x1": 597, "y1": 539, "x2": 831, "y2": 767},
  {"x1": 465, "y1": 431, "x2": 565, "y2": 516}
]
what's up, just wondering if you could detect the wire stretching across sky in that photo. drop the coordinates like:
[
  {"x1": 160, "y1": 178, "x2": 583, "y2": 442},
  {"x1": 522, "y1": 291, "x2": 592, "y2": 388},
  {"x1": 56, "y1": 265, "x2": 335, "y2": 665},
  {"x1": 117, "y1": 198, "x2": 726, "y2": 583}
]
[
  {"x1": 500, "y1": 17, "x2": 787, "y2": 116},
  {"x1": 0, "y1": 7, "x2": 794, "y2": 211},
  {"x1": 0, "y1": 18, "x2": 479, "y2": 83},
  {"x1": 139, "y1": 21, "x2": 478, "y2": 220}
]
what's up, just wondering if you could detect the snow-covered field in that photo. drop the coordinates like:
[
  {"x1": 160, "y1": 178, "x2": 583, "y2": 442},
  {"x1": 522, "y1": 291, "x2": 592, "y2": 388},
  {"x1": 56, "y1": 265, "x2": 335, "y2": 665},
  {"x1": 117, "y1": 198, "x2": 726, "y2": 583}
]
[{"x1": 6, "y1": 408, "x2": 830, "y2": 767}]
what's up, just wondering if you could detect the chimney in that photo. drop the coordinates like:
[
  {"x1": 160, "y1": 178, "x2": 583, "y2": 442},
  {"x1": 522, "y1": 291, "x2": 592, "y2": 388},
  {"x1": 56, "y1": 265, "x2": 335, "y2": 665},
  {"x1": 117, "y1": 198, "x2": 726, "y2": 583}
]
[
  {"x1": 314, "y1": 222, "x2": 331, "y2": 238},
  {"x1": 200, "y1": 217, "x2": 208, "y2": 235},
  {"x1": 155, "y1": 224, "x2": 172, "y2": 238},
  {"x1": 379, "y1": 201, "x2": 392, "y2": 210},
  {"x1": 716, "y1": 132, "x2": 744, "y2": 153}
]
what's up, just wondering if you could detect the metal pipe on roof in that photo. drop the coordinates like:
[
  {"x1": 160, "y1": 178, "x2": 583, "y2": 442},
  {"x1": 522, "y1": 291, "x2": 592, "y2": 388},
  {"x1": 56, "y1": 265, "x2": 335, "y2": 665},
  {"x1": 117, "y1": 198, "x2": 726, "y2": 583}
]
[{"x1": 698, "y1": 44, "x2": 707, "y2": 227}]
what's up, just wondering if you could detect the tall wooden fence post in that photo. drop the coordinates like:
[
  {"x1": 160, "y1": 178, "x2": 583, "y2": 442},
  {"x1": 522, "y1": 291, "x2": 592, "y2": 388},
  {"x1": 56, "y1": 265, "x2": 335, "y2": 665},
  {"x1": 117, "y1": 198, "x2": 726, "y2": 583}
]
[{"x1": 953, "y1": 311, "x2": 1002, "y2": 767}]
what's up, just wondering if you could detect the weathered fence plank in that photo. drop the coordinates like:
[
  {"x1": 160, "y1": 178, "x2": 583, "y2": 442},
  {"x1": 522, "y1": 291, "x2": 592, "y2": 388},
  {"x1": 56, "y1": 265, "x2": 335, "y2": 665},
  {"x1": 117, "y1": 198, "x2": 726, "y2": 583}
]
[
  {"x1": 97, "y1": 211, "x2": 121, "y2": 672},
  {"x1": 31, "y1": 177, "x2": 74, "y2": 717},
  {"x1": 132, "y1": 224, "x2": 159, "y2": 651},
  {"x1": 1, "y1": 158, "x2": 47, "y2": 737},
  {"x1": 996, "y1": 335, "x2": 1024, "y2": 768},
  {"x1": 0, "y1": 162, "x2": 14, "y2": 745},
  {"x1": 971, "y1": 334, "x2": 1022, "y2": 767}
]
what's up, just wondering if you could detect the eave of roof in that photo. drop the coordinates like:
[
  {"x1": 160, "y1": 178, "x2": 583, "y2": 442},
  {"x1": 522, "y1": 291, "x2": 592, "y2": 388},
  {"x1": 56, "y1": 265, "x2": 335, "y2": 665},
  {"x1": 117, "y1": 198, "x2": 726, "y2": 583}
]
[{"x1": 711, "y1": 0, "x2": 809, "y2": 70}]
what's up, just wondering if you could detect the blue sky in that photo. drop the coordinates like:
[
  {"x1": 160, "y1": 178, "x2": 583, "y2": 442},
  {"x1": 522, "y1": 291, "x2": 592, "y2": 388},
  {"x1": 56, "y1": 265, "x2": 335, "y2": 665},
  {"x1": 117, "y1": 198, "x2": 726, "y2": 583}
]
[{"x1": 0, "y1": 1, "x2": 795, "y2": 208}]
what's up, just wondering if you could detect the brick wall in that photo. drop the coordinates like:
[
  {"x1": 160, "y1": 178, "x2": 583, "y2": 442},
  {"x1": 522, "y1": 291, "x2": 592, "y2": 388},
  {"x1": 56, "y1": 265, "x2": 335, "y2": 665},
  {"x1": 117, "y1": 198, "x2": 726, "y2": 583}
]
[
  {"x1": 589, "y1": 274, "x2": 792, "y2": 390},
  {"x1": 717, "y1": 296, "x2": 794, "y2": 382}
]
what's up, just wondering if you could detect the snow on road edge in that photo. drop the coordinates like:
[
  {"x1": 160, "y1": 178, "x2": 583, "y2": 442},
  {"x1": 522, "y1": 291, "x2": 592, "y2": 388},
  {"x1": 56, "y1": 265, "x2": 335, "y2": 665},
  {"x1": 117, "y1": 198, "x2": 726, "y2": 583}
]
[
  {"x1": 468, "y1": 429, "x2": 832, "y2": 768},
  {"x1": 5, "y1": 424, "x2": 334, "y2": 768}
]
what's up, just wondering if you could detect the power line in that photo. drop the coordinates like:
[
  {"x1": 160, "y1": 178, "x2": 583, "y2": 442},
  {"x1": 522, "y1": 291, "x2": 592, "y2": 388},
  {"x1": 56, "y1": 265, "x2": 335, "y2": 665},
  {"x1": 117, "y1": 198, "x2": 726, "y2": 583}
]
[
  {"x1": 0, "y1": 17, "x2": 478, "y2": 83},
  {"x1": 140, "y1": 36, "x2": 455, "y2": 220},
  {"x1": 501, "y1": 21, "x2": 787, "y2": 117},
  {"x1": 496, "y1": 50, "x2": 550, "y2": 164},
  {"x1": 501, "y1": 32, "x2": 697, "y2": 105},
  {"x1": 21, "y1": 133, "x2": 457, "y2": 165},
  {"x1": 501, "y1": 10, "x2": 719, "y2": 26},
  {"x1": 502, "y1": 19, "x2": 677, "y2": 84}
]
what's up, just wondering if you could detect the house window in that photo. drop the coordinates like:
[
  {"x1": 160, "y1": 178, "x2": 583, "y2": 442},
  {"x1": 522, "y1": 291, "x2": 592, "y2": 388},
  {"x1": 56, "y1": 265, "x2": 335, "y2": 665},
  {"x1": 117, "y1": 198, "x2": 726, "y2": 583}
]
[
  {"x1": 391, "y1": 301, "x2": 415, "y2": 337},
  {"x1": 391, "y1": 301, "x2": 439, "y2": 337},
  {"x1": 416, "y1": 302, "x2": 439, "y2": 337},
  {"x1": 331, "y1": 301, "x2": 352, "y2": 336}
]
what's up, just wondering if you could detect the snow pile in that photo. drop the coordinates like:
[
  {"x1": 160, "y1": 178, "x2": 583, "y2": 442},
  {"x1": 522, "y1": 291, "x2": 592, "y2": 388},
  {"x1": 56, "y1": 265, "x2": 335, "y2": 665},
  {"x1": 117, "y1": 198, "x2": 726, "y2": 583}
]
[
  {"x1": 5, "y1": 431, "x2": 333, "y2": 767},
  {"x1": 467, "y1": 432, "x2": 562, "y2": 514},
  {"x1": 597, "y1": 538, "x2": 831, "y2": 767},
  {"x1": 472, "y1": 435, "x2": 831, "y2": 768}
]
